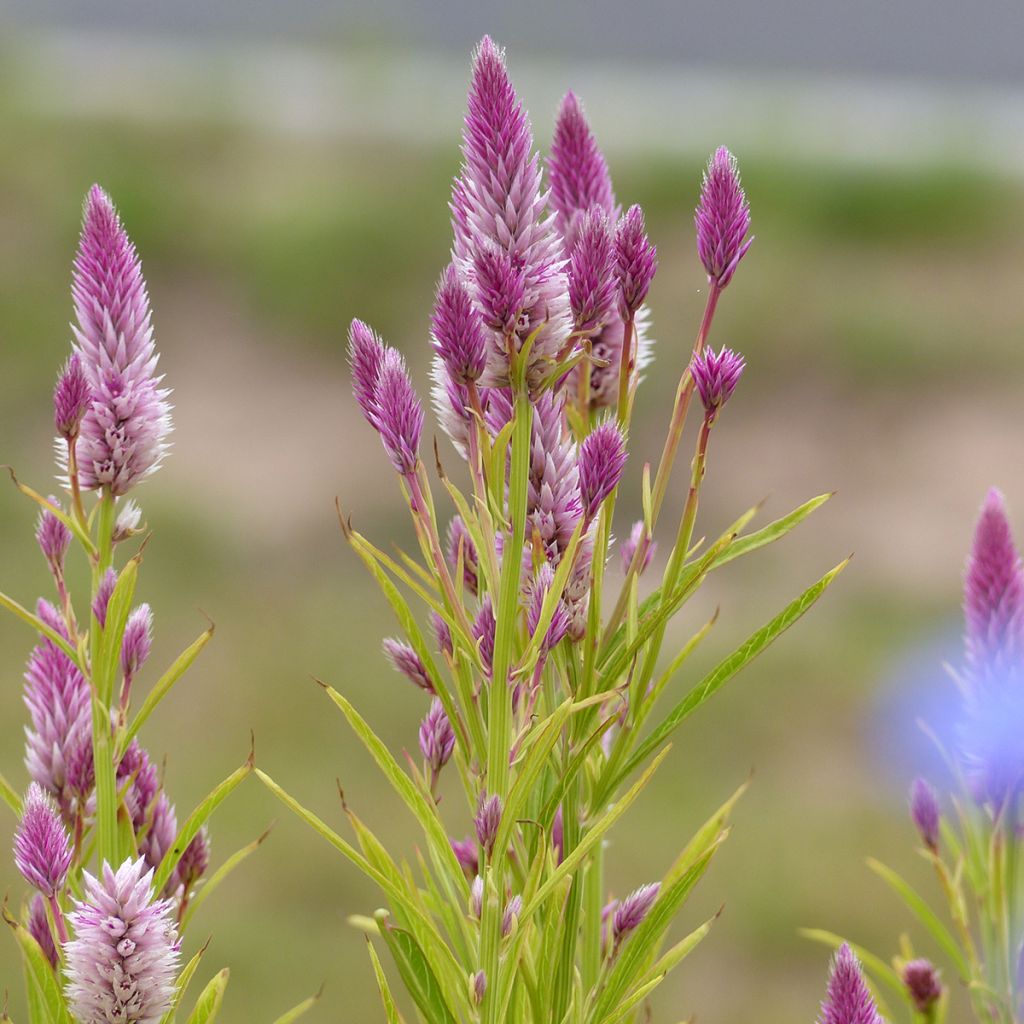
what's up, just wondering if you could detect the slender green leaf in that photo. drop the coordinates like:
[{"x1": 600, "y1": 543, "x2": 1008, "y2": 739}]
[
  {"x1": 3, "y1": 909, "x2": 69, "y2": 1024},
  {"x1": 711, "y1": 493, "x2": 833, "y2": 568},
  {"x1": 184, "y1": 969, "x2": 229, "y2": 1024},
  {"x1": 153, "y1": 755, "x2": 253, "y2": 894},
  {"x1": 120, "y1": 625, "x2": 215, "y2": 757},
  {"x1": 95, "y1": 555, "x2": 139, "y2": 706},
  {"x1": 181, "y1": 826, "x2": 272, "y2": 931},
  {"x1": 270, "y1": 985, "x2": 324, "y2": 1024},
  {"x1": 366, "y1": 939, "x2": 403, "y2": 1024},
  {"x1": 376, "y1": 913, "x2": 458, "y2": 1024},
  {"x1": 160, "y1": 943, "x2": 208, "y2": 1024},
  {"x1": 4, "y1": 469, "x2": 96, "y2": 556},
  {"x1": 0, "y1": 591, "x2": 82, "y2": 668},
  {"x1": 0, "y1": 771, "x2": 21, "y2": 817},
  {"x1": 866, "y1": 858, "x2": 970, "y2": 978},
  {"x1": 610, "y1": 560, "x2": 848, "y2": 796}
]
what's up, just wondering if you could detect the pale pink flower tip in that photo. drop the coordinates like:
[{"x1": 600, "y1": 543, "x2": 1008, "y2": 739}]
[
  {"x1": 578, "y1": 421, "x2": 628, "y2": 520},
  {"x1": 690, "y1": 346, "x2": 745, "y2": 420},
  {"x1": 817, "y1": 944, "x2": 884, "y2": 1024},
  {"x1": 14, "y1": 783, "x2": 73, "y2": 897},
  {"x1": 65, "y1": 857, "x2": 180, "y2": 1024},
  {"x1": 73, "y1": 185, "x2": 172, "y2": 496},
  {"x1": 695, "y1": 146, "x2": 753, "y2": 288}
]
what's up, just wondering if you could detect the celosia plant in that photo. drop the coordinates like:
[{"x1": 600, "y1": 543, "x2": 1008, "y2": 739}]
[
  {"x1": 259, "y1": 36, "x2": 844, "y2": 1024},
  {"x1": 809, "y1": 487, "x2": 1024, "y2": 1024},
  {"x1": 1, "y1": 187, "x2": 312, "y2": 1024}
]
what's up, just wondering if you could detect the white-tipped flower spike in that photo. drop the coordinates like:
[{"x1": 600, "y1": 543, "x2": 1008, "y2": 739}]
[
  {"x1": 14, "y1": 783, "x2": 73, "y2": 897},
  {"x1": 65, "y1": 858, "x2": 180, "y2": 1024},
  {"x1": 72, "y1": 186, "x2": 172, "y2": 495}
]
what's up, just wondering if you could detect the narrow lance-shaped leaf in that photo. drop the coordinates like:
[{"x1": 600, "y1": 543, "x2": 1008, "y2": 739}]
[
  {"x1": 184, "y1": 968, "x2": 229, "y2": 1024},
  {"x1": 269, "y1": 984, "x2": 325, "y2": 1024},
  {"x1": 3, "y1": 908, "x2": 71, "y2": 1024},
  {"x1": 181, "y1": 826, "x2": 273, "y2": 931},
  {"x1": 160, "y1": 942, "x2": 209, "y2": 1024},
  {"x1": 375, "y1": 912, "x2": 459, "y2": 1024},
  {"x1": 366, "y1": 938, "x2": 403, "y2": 1024}
]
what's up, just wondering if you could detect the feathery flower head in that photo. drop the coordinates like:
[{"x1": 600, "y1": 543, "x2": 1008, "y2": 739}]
[
  {"x1": 621, "y1": 520, "x2": 655, "y2": 575},
  {"x1": 382, "y1": 637, "x2": 435, "y2": 693},
  {"x1": 175, "y1": 827, "x2": 210, "y2": 894},
  {"x1": 549, "y1": 92, "x2": 617, "y2": 252},
  {"x1": 614, "y1": 205, "x2": 657, "y2": 319},
  {"x1": 447, "y1": 516, "x2": 479, "y2": 596},
  {"x1": 612, "y1": 882, "x2": 660, "y2": 945},
  {"x1": 902, "y1": 959, "x2": 942, "y2": 1014},
  {"x1": 36, "y1": 501, "x2": 71, "y2": 575},
  {"x1": 431, "y1": 264, "x2": 488, "y2": 384},
  {"x1": 373, "y1": 348, "x2": 424, "y2": 477},
  {"x1": 65, "y1": 858, "x2": 180, "y2": 1024},
  {"x1": 695, "y1": 146, "x2": 753, "y2": 289},
  {"x1": 121, "y1": 604, "x2": 153, "y2": 685},
  {"x1": 431, "y1": 612, "x2": 454, "y2": 659},
  {"x1": 474, "y1": 791, "x2": 502, "y2": 857},
  {"x1": 112, "y1": 499, "x2": 143, "y2": 544},
  {"x1": 451, "y1": 836, "x2": 479, "y2": 877},
  {"x1": 471, "y1": 244, "x2": 527, "y2": 336},
  {"x1": 526, "y1": 563, "x2": 571, "y2": 652},
  {"x1": 909, "y1": 778, "x2": 940, "y2": 851},
  {"x1": 73, "y1": 186, "x2": 172, "y2": 495},
  {"x1": 690, "y1": 346, "x2": 745, "y2": 421},
  {"x1": 92, "y1": 568, "x2": 118, "y2": 628},
  {"x1": 348, "y1": 318, "x2": 387, "y2": 424},
  {"x1": 54, "y1": 352, "x2": 92, "y2": 441},
  {"x1": 28, "y1": 893, "x2": 59, "y2": 967},
  {"x1": 817, "y1": 943, "x2": 884, "y2": 1024},
  {"x1": 452, "y1": 36, "x2": 573, "y2": 391},
  {"x1": 964, "y1": 487, "x2": 1024, "y2": 680},
  {"x1": 14, "y1": 783, "x2": 73, "y2": 897},
  {"x1": 578, "y1": 421, "x2": 627, "y2": 520},
  {"x1": 568, "y1": 207, "x2": 617, "y2": 334},
  {"x1": 419, "y1": 698, "x2": 456, "y2": 775}
]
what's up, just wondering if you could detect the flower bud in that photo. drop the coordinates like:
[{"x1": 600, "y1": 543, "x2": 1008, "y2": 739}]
[
  {"x1": 909, "y1": 778, "x2": 941, "y2": 851},
  {"x1": 613, "y1": 205, "x2": 657, "y2": 318},
  {"x1": 902, "y1": 959, "x2": 942, "y2": 1014},
  {"x1": 690, "y1": 346, "x2": 745, "y2": 422},
  {"x1": 474, "y1": 791, "x2": 502, "y2": 857},
  {"x1": 419, "y1": 698, "x2": 456, "y2": 775},
  {"x1": 578, "y1": 421, "x2": 627, "y2": 520}
]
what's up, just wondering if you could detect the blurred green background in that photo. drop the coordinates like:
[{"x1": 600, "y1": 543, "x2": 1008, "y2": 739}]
[{"x1": 2, "y1": 11, "x2": 1024, "y2": 1023}]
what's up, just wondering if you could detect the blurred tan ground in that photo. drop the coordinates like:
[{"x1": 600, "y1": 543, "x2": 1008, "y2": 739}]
[{"x1": 1, "y1": 38, "x2": 1024, "y2": 1023}]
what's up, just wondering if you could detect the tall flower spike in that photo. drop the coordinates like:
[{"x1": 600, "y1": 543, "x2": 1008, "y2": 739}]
[
  {"x1": 568, "y1": 207, "x2": 617, "y2": 334},
  {"x1": 578, "y1": 421, "x2": 628, "y2": 521},
  {"x1": 690, "y1": 346, "x2": 745, "y2": 422},
  {"x1": 909, "y1": 778, "x2": 940, "y2": 851},
  {"x1": 65, "y1": 858, "x2": 180, "y2": 1024},
  {"x1": 348, "y1": 318, "x2": 387, "y2": 425},
  {"x1": 549, "y1": 92, "x2": 617, "y2": 252},
  {"x1": 54, "y1": 352, "x2": 92, "y2": 441},
  {"x1": 695, "y1": 146, "x2": 753, "y2": 289},
  {"x1": 452, "y1": 36, "x2": 572, "y2": 390},
  {"x1": 72, "y1": 185, "x2": 172, "y2": 495},
  {"x1": 964, "y1": 487, "x2": 1024, "y2": 679},
  {"x1": 14, "y1": 783, "x2": 73, "y2": 897},
  {"x1": 431, "y1": 264, "x2": 488, "y2": 384},
  {"x1": 382, "y1": 637, "x2": 436, "y2": 693},
  {"x1": 419, "y1": 698, "x2": 456, "y2": 775},
  {"x1": 373, "y1": 348, "x2": 424, "y2": 477},
  {"x1": 817, "y1": 943, "x2": 884, "y2": 1024},
  {"x1": 36, "y1": 501, "x2": 71, "y2": 576},
  {"x1": 614, "y1": 205, "x2": 657, "y2": 319}
]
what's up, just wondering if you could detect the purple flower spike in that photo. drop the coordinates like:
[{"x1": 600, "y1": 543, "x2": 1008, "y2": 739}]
[
  {"x1": 964, "y1": 488, "x2": 1024, "y2": 679},
  {"x1": 614, "y1": 206, "x2": 657, "y2": 319},
  {"x1": 348, "y1": 318, "x2": 387, "y2": 424},
  {"x1": 621, "y1": 520, "x2": 655, "y2": 576},
  {"x1": 54, "y1": 353, "x2": 92, "y2": 441},
  {"x1": 36, "y1": 501, "x2": 71, "y2": 575},
  {"x1": 474, "y1": 791, "x2": 502, "y2": 857},
  {"x1": 73, "y1": 186, "x2": 172, "y2": 495},
  {"x1": 549, "y1": 92, "x2": 617, "y2": 252},
  {"x1": 121, "y1": 604, "x2": 153, "y2": 685},
  {"x1": 527, "y1": 393, "x2": 582, "y2": 559},
  {"x1": 909, "y1": 778, "x2": 940, "y2": 851},
  {"x1": 431, "y1": 612, "x2": 454, "y2": 659},
  {"x1": 14, "y1": 783, "x2": 73, "y2": 897},
  {"x1": 501, "y1": 894, "x2": 522, "y2": 937},
  {"x1": 92, "y1": 568, "x2": 117, "y2": 628},
  {"x1": 578, "y1": 421, "x2": 627, "y2": 520},
  {"x1": 419, "y1": 698, "x2": 456, "y2": 775},
  {"x1": 470, "y1": 875, "x2": 484, "y2": 918},
  {"x1": 473, "y1": 596, "x2": 496, "y2": 678},
  {"x1": 28, "y1": 893, "x2": 59, "y2": 967},
  {"x1": 472, "y1": 970, "x2": 487, "y2": 1006},
  {"x1": 432, "y1": 265, "x2": 488, "y2": 384},
  {"x1": 569, "y1": 207, "x2": 617, "y2": 334},
  {"x1": 382, "y1": 637, "x2": 435, "y2": 693},
  {"x1": 695, "y1": 146, "x2": 753, "y2": 289},
  {"x1": 451, "y1": 836, "x2": 479, "y2": 877},
  {"x1": 690, "y1": 346, "x2": 745, "y2": 421},
  {"x1": 175, "y1": 827, "x2": 210, "y2": 895},
  {"x1": 817, "y1": 943, "x2": 884, "y2": 1024},
  {"x1": 902, "y1": 959, "x2": 942, "y2": 1013},
  {"x1": 374, "y1": 349, "x2": 424, "y2": 477},
  {"x1": 472, "y1": 244, "x2": 527, "y2": 335},
  {"x1": 612, "y1": 882, "x2": 660, "y2": 946},
  {"x1": 527, "y1": 563, "x2": 571, "y2": 652},
  {"x1": 65, "y1": 858, "x2": 180, "y2": 1024}
]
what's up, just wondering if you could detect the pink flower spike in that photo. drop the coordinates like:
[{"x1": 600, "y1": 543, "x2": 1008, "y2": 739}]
[
  {"x1": 53, "y1": 353, "x2": 92, "y2": 441},
  {"x1": 431, "y1": 265, "x2": 488, "y2": 384},
  {"x1": 909, "y1": 778, "x2": 940, "y2": 851},
  {"x1": 14, "y1": 783, "x2": 73, "y2": 897},
  {"x1": 695, "y1": 146, "x2": 753, "y2": 289},
  {"x1": 374, "y1": 349, "x2": 424, "y2": 476},
  {"x1": 690, "y1": 346, "x2": 745, "y2": 421},
  {"x1": 578, "y1": 421, "x2": 627, "y2": 520},
  {"x1": 419, "y1": 698, "x2": 456, "y2": 775},
  {"x1": 612, "y1": 882, "x2": 660, "y2": 945},
  {"x1": 382, "y1": 637, "x2": 435, "y2": 693},
  {"x1": 614, "y1": 206, "x2": 657, "y2": 319},
  {"x1": 348, "y1": 318, "x2": 387, "y2": 425},
  {"x1": 36, "y1": 500, "x2": 71, "y2": 576},
  {"x1": 817, "y1": 943, "x2": 884, "y2": 1024},
  {"x1": 568, "y1": 207, "x2": 617, "y2": 334},
  {"x1": 474, "y1": 791, "x2": 502, "y2": 857},
  {"x1": 92, "y1": 568, "x2": 117, "y2": 628},
  {"x1": 28, "y1": 893, "x2": 59, "y2": 967}
]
